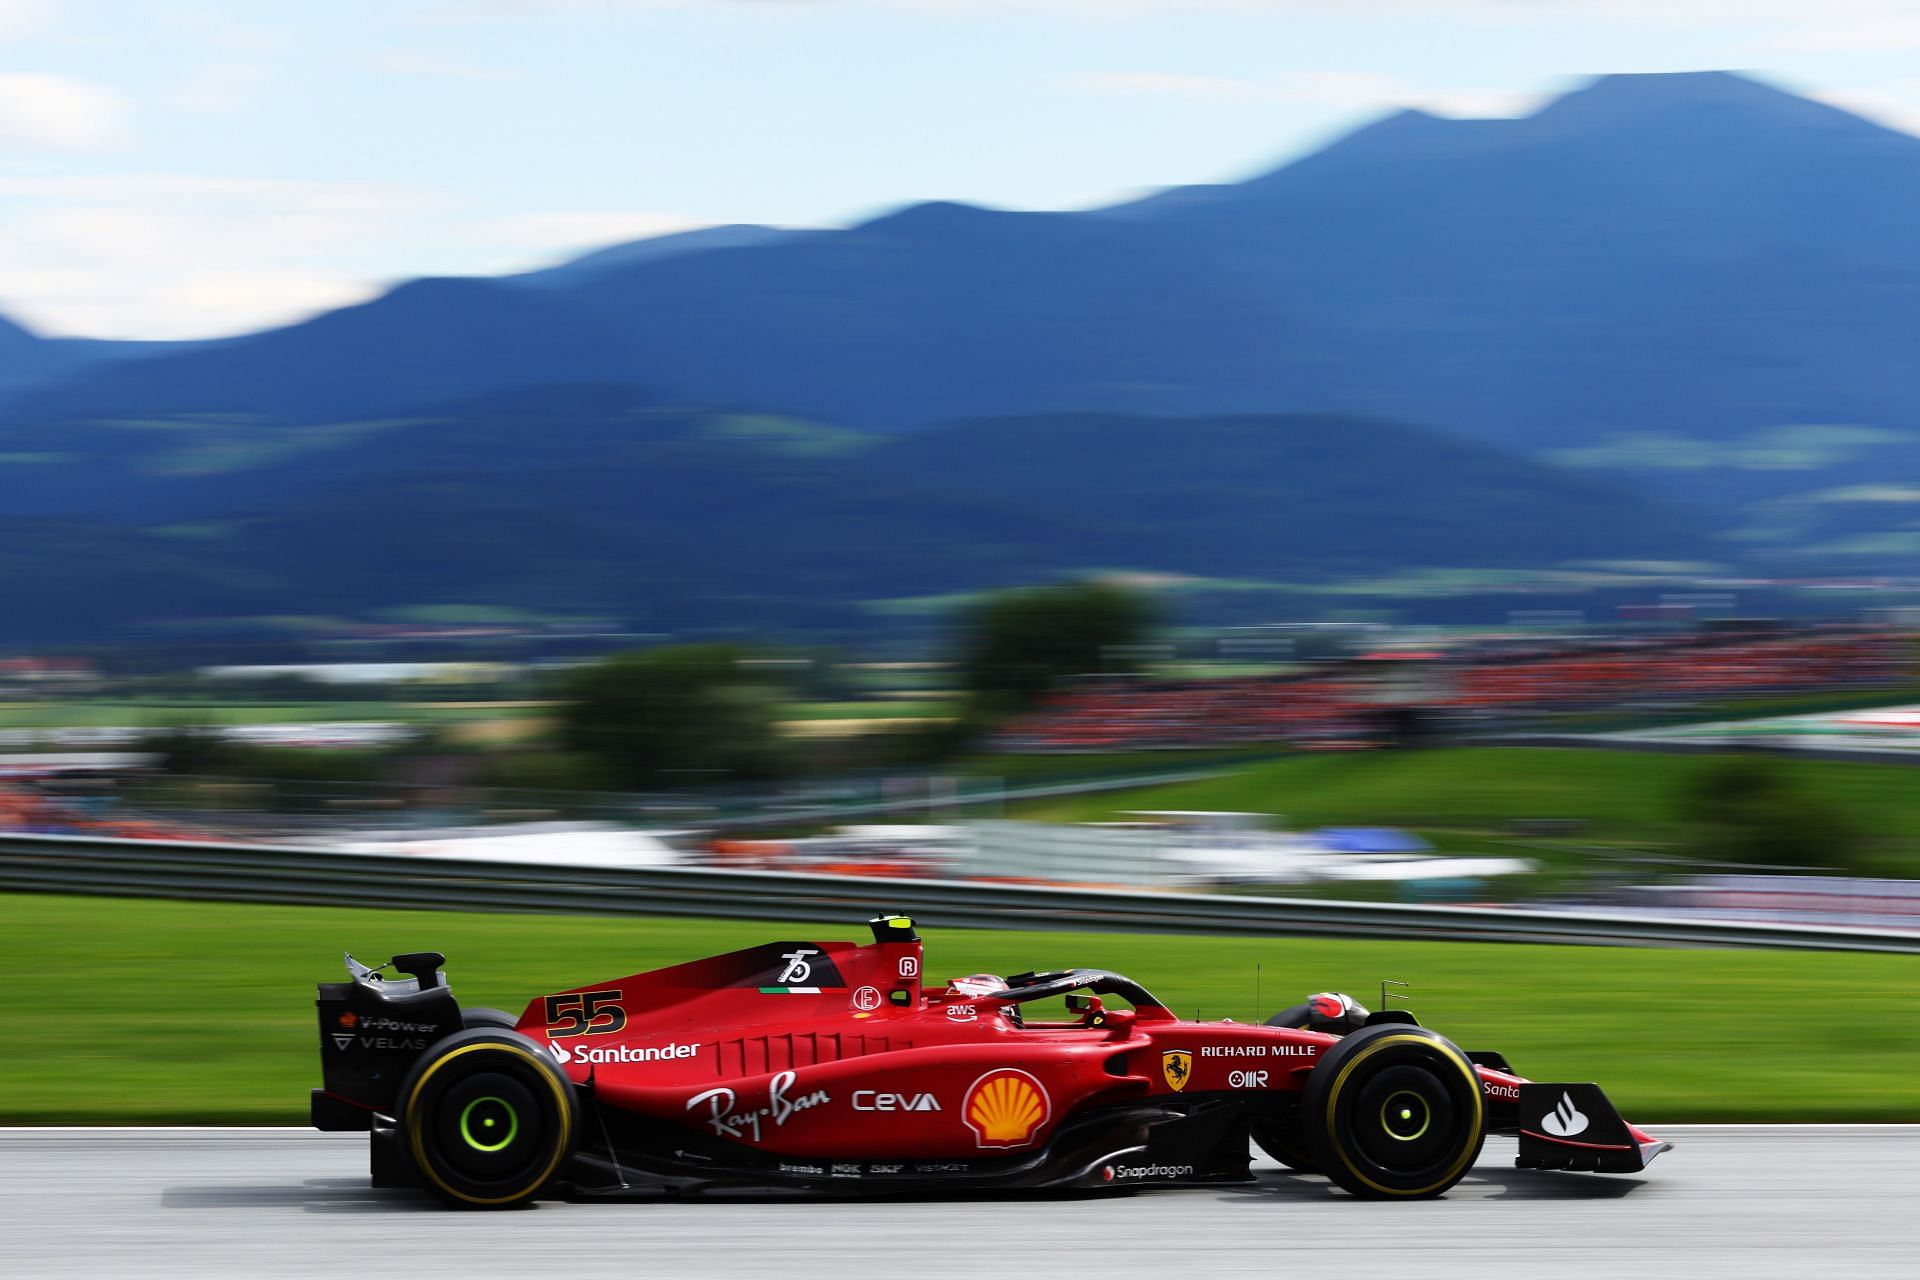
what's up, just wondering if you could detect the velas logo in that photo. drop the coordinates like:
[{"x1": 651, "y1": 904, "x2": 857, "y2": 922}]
[
  {"x1": 963, "y1": 1069, "x2": 1050, "y2": 1149},
  {"x1": 549, "y1": 1041, "x2": 698, "y2": 1067},
  {"x1": 1542, "y1": 1091, "x2": 1590, "y2": 1138},
  {"x1": 1161, "y1": 1050, "x2": 1192, "y2": 1092}
]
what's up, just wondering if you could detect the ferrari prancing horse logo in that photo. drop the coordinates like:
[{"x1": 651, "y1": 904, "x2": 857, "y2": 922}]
[{"x1": 1162, "y1": 1050, "x2": 1193, "y2": 1092}]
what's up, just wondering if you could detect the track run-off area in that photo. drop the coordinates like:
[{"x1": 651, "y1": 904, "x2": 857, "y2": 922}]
[{"x1": 3, "y1": 1127, "x2": 1911, "y2": 1278}]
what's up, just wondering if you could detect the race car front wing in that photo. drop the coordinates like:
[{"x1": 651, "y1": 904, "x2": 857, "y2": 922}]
[{"x1": 1515, "y1": 1082, "x2": 1671, "y2": 1174}]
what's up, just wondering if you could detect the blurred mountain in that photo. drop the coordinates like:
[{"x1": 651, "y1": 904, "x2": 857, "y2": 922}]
[
  {"x1": 0, "y1": 314, "x2": 200, "y2": 400},
  {"x1": 9, "y1": 69, "x2": 1920, "y2": 631},
  {"x1": 1109, "y1": 70, "x2": 1920, "y2": 450},
  {"x1": 9, "y1": 69, "x2": 1920, "y2": 460},
  {"x1": 510, "y1": 224, "x2": 819, "y2": 289},
  {"x1": 0, "y1": 390, "x2": 1707, "y2": 641}
]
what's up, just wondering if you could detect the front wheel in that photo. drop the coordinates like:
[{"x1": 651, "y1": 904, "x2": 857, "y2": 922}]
[
  {"x1": 396, "y1": 1028, "x2": 577, "y2": 1208},
  {"x1": 1300, "y1": 1023, "x2": 1485, "y2": 1199}
]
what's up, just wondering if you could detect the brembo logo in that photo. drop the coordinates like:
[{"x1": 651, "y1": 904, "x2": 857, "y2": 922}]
[
  {"x1": 548, "y1": 1041, "x2": 698, "y2": 1066},
  {"x1": 1541, "y1": 1091, "x2": 1590, "y2": 1138}
]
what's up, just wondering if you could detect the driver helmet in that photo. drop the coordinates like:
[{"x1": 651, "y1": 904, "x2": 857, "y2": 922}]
[{"x1": 947, "y1": 973, "x2": 1009, "y2": 998}]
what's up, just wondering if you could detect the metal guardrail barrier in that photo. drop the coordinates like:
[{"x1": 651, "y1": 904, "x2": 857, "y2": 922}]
[{"x1": 4, "y1": 831, "x2": 1918, "y2": 953}]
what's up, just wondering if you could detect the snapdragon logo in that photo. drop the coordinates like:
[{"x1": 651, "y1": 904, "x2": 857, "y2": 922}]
[
  {"x1": 1106, "y1": 1162, "x2": 1194, "y2": 1181},
  {"x1": 548, "y1": 1041, "x2": 698, "y2": 1067}
]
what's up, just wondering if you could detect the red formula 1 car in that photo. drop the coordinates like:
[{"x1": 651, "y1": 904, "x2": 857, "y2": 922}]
[{"x1": 310, "y1": 916, "x2": 1669, "y2": 1208}]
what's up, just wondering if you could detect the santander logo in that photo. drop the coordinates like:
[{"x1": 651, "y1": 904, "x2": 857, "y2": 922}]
[
  {"x1": 547, "y1": 1040, "x2": 698, "y2": 1067},
  {"x1": 1541, "y1": 1091, "x2": 1590, "y2": 1138}
]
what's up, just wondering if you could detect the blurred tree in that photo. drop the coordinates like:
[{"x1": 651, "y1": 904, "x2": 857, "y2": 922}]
[
  {"x1": 147, "y1": 727, "x2": 242, "y2": 776},
  {"x1": 955, "y1": 582, "x2": 1156, "y2": 723},
  {"x1": 1676, "y1": 756, "x2": 1855, "y2": 871},
  {"x1": 556, "y1": 644, "x2": 790, "y2": 787}
]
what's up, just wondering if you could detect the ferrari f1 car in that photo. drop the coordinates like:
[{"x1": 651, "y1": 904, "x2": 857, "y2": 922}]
[{"x1": 311, "y1": 916, "x2": 1669, "y2": 1208}]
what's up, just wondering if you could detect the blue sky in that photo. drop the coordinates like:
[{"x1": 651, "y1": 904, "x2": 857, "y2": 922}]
[{"x1": 2, "y1": 0, "x2": 1918, "y2": 338}]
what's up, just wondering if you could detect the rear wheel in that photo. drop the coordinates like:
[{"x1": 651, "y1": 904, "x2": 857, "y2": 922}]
[
  {"x1": 1300, "y1": 1024, "x2": 1484, "y2": 1199},
  {"x1": 397, "y1": 1028, "x2": 577, "y2": 1209}
]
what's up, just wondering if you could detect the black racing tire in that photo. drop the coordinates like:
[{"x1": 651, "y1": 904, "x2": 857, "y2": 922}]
[
  {"x1": 396, "y1": 1028, "x2": 577, "y2": 1209},
  {"x1": 462, "y1": 1007, "x2": 521, "y2": 1032},
  {"x1": 1299, "y1": 1023, "x2": 1485, "y2": 1199},
  {"x1": 1248, "y1": 1117, "x2": 1320, "y2": 1173}
]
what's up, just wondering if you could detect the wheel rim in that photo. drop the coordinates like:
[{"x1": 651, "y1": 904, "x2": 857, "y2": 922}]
[
  {"x1": 1378, "y1": 1089, "x2": 1431, "y2": 1142},
  {"x1": 459, "y1": 1095, "x2": 519, "y2": 1153},
  {"x1": 422, "y1": 1067, "x2": 548, "y2": 1189}
]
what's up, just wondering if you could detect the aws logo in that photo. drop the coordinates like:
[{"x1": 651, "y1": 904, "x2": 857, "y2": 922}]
[{"x1": 963, "y1": 1069, "x2": 1050, "y2": 1149}]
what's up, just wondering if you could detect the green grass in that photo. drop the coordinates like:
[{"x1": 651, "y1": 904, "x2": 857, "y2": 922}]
[
  {"x1": 1007, "y1": 746, "x2": 1920, "y2": 845},
  {"x1": 2, "y1": 892, "x2": 1915, "y2": 1124},
  {"x1": 1551, "y1": 683, "x2": 1920, "y2": 733},
  {"x1": 959, "y1": 747, "x2": 1287, "y2": 784}
]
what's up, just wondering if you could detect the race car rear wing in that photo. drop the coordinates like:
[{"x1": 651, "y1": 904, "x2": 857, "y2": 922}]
[
  {"x1": 1515, "y1": 1082, "x2": 1671, "y2": 1174},
  {"x1": 311, "y1": 951, "x2": 462, "y2": 1131}
]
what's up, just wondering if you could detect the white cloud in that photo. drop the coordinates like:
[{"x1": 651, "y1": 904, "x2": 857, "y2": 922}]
[
  {"x1": 467, "y1": 211, "x2": 709, "y2": 250},
  {"x1": 0, "y1": 74, "x2": 132, "y2": 151},
  {"x1": 1060, "y1": 69, "x2": 1541, "y2": 118},
  {"x1": 0, "y1": 176, "x2": 716, "y2": 338},
  {"x1": 173, "y1": 62, "x2": 272, "y2": 114},
  {"x1": 360, "y1": 50, "x2": 527, "y2": 79},
  {"x1": 0, "y1": 0, "x2": 48, "y2": 40},
  {"x1": 1767, "y1": 17, "x2": 1920, "y2": 51},
  {"x1": 1809, "y1": 84, "x2": 1920, "y2": 136},
  {"x1": 0, "y1": 175, "x2": 449, "y2": 338}
]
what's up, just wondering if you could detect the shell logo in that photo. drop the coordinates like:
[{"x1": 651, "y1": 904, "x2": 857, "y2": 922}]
[{"x1": 963, "y1": 1069, "x2": 1051, "y2": 1149}]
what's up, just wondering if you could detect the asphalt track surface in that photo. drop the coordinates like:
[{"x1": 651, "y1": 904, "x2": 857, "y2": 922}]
[{"x1": 2, "y1": 1127, "x2": 1912, "y2": 1278}]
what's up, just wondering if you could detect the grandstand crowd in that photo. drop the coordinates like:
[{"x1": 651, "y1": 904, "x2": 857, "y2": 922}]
[{"x1": 995, "y1": 630, "x2": 1910, "y2": 752}]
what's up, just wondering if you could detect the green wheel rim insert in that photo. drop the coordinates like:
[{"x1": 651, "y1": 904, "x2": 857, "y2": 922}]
[
  {"x1": 459, "y1": 1095, "x2": 519, "y2": 1152},
  {"x1": 1379, "y1": 1090, "x2": 1431, "y2": 1142}
]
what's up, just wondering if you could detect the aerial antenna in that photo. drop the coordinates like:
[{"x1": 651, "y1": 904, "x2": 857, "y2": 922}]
[
  {"x1": 1380, "y1": 978, "x2": 1411, "y2": 1011},
  {"x1": 1255, "y1": 963, "x2": 1262, "y2": 1024}
]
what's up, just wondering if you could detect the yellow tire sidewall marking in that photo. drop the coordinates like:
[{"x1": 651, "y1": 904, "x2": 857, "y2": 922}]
[
  {"x1": 405, "y1": 1042, "x2": 573, "y2": 1206},
  {"x1": 1324, "y1": 1033, "x2": 1483, "y2": 1197}
]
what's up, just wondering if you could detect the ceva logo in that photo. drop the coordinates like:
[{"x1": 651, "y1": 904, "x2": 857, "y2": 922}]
[
  {"x1": 1542, "y1": 1091, "x2": 1590, "y2": 1138},
  {"x1": 853, "y1": 1089, "x2": 941, "y2": 1112}
]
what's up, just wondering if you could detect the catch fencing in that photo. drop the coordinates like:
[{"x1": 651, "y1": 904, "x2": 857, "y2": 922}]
[{"x1": 3, "y1": 831, "x2": 1919, "y2": 953}]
